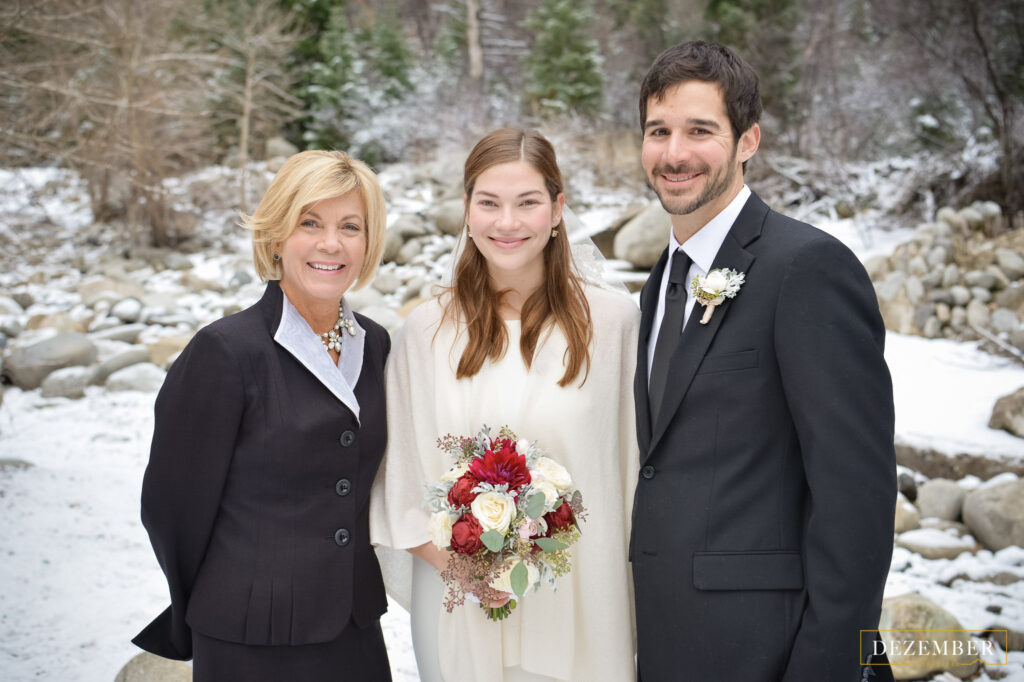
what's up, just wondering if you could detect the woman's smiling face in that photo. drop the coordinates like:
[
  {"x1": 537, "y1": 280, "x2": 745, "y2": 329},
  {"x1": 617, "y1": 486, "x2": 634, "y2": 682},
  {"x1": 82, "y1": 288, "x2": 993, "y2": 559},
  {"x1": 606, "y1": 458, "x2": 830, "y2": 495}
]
[
  {"x1": 277, "y1": 191, "x2": 367, "y2": 310},
  {"x1": 465, "y1": 160, "x2": 563, "y2": 287}
]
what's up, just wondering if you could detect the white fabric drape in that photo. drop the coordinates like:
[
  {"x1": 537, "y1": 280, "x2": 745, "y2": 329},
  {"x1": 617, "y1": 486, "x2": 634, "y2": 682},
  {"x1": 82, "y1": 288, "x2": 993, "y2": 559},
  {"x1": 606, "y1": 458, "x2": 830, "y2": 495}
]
[{"x1": 370, "y1": 286, "x2": 640, "y2": 682}]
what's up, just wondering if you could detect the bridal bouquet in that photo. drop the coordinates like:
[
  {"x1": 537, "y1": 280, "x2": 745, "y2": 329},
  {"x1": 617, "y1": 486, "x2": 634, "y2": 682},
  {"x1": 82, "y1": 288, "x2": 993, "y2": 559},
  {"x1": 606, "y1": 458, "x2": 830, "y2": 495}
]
[{"x1": 424, "y1": 425, "x2": 586, "y2": 621}]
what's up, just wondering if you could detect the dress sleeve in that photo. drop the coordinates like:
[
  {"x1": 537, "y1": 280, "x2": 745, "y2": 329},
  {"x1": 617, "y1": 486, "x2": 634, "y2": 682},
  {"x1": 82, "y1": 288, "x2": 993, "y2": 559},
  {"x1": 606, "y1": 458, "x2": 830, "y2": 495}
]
[
  {"x1": 133, "y1": 326, "x2": 245, "y2": 660},
  {"x1": 369, "y1": 307, "x2": 438, "y2": 550}
]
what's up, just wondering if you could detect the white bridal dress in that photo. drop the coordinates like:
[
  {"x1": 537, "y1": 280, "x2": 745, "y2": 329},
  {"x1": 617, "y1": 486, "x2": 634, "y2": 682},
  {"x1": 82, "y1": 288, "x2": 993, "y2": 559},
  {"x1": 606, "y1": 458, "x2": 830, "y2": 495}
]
[{"x1": 370, "y1": 286, "x2": 640, "y2": 682}]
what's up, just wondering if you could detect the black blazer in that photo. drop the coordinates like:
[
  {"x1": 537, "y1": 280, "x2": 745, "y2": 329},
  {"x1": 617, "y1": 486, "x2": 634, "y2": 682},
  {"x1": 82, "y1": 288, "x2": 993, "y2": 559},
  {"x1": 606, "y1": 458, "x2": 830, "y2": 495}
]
[
  {"x1": 631, "y1": 193, "x2": 896, "y2": 681},
  {"x1": 133, "y1": 280, "x2": 389, "y2": 660}
]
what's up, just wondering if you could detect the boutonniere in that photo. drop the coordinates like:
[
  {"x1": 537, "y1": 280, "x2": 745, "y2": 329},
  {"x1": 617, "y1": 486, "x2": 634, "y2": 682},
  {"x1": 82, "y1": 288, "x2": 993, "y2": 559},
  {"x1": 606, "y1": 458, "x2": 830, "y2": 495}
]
[{"x1": 690, "y1": 268, "x2": 745, "y2": 324}]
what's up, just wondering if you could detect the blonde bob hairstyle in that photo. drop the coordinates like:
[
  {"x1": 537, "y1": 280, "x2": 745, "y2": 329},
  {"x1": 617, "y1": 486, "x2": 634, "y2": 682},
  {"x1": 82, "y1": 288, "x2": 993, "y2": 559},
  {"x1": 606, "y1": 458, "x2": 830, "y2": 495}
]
[{"x1": 242, "y1": 150, "x2": 386, "y2": 289}]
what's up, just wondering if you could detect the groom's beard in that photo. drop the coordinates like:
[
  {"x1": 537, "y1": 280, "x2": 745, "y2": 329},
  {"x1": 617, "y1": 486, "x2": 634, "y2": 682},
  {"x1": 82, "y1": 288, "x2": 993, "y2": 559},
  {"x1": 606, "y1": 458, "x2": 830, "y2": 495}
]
[{"x1": 649, "y1": 149, "x2": 739, "y2": 216}]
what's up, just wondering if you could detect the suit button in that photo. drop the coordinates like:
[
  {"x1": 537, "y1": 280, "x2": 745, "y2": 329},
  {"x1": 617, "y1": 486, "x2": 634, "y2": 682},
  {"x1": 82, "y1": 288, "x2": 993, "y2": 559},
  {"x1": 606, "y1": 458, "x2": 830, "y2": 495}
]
[
  {"x1": 641, "y1": 465, "x2": 656, "y2": 480},
  {"x1": 335, "y1": 478, "x2": 352, "y2": 496},
  {"x1": 334, "y1": 528, "x2": 351, "y2": 547},
  {"x1": 339, "y1": 430, "x2": 356, "y2": 447}
]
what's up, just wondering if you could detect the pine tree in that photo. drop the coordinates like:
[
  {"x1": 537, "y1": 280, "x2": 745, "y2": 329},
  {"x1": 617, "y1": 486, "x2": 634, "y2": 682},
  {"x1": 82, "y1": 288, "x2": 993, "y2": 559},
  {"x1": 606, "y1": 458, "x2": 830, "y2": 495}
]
[
  {"x1": 523, "y1": 0, "x2": 604, "y2": 117},
  {"x1": 303, "y1": 2, "x2": 365, "y2": 151},
  {"x1": 705, "y1": 0, "x2": 802, "y2": 137}
]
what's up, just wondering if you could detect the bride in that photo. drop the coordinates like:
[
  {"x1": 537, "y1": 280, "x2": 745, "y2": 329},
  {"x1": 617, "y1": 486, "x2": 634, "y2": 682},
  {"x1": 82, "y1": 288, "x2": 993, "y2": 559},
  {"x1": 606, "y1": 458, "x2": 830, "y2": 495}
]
[{"x1": 370, "y1": 128, "x2": 638, "y2": 681}]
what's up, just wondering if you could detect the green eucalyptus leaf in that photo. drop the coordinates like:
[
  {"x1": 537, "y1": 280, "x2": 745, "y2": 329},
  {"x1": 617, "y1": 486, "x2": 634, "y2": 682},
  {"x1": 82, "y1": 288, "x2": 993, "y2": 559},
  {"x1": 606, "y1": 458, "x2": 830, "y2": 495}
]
[
  {"x1": 534, "y1": 537, "x2": 568, "y2": 552},
  {"x1": 481, "y1": 529, "x2": 505, "y2": 553},
  {"x1": 526, "y1": 493, "x2": 546, "y2": 519},
  {"x1": 510, "y1": 561, "x2": 529, "y2": 597}
]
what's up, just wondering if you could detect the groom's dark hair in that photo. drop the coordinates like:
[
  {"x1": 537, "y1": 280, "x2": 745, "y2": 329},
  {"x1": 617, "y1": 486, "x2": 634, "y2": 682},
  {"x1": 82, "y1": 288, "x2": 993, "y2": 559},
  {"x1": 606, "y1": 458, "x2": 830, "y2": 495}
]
[{"x1": 639, "y1": 40, "x2": 762, "y2": 143}]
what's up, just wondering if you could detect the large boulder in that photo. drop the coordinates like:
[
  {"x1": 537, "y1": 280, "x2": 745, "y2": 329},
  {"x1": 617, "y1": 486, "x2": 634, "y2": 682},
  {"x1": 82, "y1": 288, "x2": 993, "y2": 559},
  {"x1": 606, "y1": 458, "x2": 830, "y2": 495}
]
[
  {"x1": 996, "y1": 248, "x2": 1024, "y2": 281},
  {"x1": 146, "y1": 335, "x2": 193, "y2": 369},
  {"x1": 429, "y1": 198, "x2": 466, "y2": 237},
  {"x1": 92, "y1": 347, "x2": 152, "y2": 385},
  {"x1": 962, "y1": 480, "x2": 1024, "y2": 551},
  {"x1": 77, "y1": 276, "x2": 146, "y2": 307},
  {"x1": 894, "y1": 493, "x2": 921, "y2": 533},
  {"x1": 115, "y1": 652, "x2": 191, "y2": 682},
  {"x1": 90, "y1": 323, "x2": 147, "y2": 344},
  {"x1": 989, "y1": 387, "x2": 1024, "y2": 438},
  {"x1": 875, "y1": 272, "x2": 915, "y2": 334},
  {"x1": 877, "y1": 593, "x2": 980, "y2": 679},
  {"x1": 2, "y1": 332, "x2": 98, "y2": 390},
  {"x1": 105, "y1": 363, "x2": 166, "y2": 392},
  {"x1": 40, "y1": 366, "x2": 95, "y2": 399},
  {"x1": 0, "y1": 296, "x2": 24, "y2": 315},
  {"x1": 895, "y1": 527, "x2": 975, "y2": 560},
  {"x1": 613, "y1": 204, "x2": 671, "y2": 269},
  {"x1": 265, "y1": 136, "x2": 298, "y2": 160},
  {"x1": 916, "y1": 478, "x2": 966, "y2": 521}
]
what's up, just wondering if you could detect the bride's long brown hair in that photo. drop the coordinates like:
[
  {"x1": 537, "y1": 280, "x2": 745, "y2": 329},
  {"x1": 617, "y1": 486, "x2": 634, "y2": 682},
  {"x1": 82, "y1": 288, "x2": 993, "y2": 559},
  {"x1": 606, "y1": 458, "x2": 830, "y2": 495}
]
[{"x1": 439, "y1": 128, "x2": 592, "y2": 387}]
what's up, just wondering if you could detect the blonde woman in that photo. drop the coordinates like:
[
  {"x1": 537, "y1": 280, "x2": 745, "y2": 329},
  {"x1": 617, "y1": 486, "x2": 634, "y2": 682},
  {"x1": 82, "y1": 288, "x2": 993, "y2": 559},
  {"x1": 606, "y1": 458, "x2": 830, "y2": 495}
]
[
  {"x1": 134, "y1": 151, "x2": 393, "y2": 681},
  {"x1": 372, "y1": 129, "x2": 639, "y2": 681}
]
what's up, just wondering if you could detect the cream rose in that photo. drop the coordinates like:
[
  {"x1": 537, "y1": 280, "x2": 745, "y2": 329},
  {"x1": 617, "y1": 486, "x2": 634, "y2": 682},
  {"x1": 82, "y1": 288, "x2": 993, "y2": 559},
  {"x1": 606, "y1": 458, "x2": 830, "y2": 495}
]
[
  {"x1": 471, "y1": 491, "x2": 516, "y2": 534},
  {"x1": 532, "y1": 457, "x2": 572, "y2": 492},
  {"x1": 531, "y1": 480, "x2": 560, "y2": 511},
  {"x1": 440, "y1": 461, "x2": 470, "y2": 483},
  {"x1": 427, "y1": 510, "x2": 455, "y2": 550},
  {"x1": 703, "y1": 270, "x2": 728, "y2": 293},
  {"x1": 489, "y1": 559, "x2": 540, "y2": 594}
]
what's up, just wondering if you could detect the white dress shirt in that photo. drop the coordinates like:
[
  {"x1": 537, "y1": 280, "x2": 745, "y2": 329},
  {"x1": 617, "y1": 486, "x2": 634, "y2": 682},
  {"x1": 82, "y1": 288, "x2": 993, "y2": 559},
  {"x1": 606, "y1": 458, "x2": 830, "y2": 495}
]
[
  {"x1": 274, "y1": 291, "x2": 365, "y2": 421},
  {"x1": 647, "y1": 184, "x2": 751, "y2": 382}
]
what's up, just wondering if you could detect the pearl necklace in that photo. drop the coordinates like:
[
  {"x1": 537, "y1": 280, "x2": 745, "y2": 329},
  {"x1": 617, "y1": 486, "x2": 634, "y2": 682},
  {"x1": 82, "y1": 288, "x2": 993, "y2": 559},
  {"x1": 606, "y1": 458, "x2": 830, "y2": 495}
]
[{"x1": 318, "y1": 301, "x2": 357, "y2": 353}]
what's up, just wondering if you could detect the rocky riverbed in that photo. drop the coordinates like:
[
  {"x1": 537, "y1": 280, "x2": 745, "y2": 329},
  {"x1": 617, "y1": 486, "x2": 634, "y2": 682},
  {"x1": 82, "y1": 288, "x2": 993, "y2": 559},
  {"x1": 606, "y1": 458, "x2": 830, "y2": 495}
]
[{"x1": 1, "y1": 158, "x2": 1022, "y2": 680}]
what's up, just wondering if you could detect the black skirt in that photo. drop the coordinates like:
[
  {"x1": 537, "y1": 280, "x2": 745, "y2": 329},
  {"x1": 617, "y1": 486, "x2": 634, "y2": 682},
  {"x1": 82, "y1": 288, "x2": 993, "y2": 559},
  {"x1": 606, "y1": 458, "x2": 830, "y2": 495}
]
[{"x1": 191, "y1": 620, "x2": 392, "y2": 682}]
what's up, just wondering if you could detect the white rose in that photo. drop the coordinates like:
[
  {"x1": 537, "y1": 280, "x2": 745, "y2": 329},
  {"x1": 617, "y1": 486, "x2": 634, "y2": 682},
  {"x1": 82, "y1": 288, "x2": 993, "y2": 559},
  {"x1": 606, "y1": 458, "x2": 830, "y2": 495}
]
[
  {"x1": 703, "y1": 270, "x2": 727, "y2": 293},
  {"x1": 471, "y1": 491, "x2": 516, "y2": 534},
  {"x1": 533, "y1": 457, "x2": 572, "y2": 492},
  {"x1": 440, "y1": 461, "x2": 470, "y2": 483},
  {"x1": 489, "y1": 559, "x2": 540, "y2": 594},
  {"x1": 515, "y1": 439, "x2": 531, "y2": 455},
  {"x1": 529, "y1": 480, "x2": 560, "y2": 511},
  {"x1": 427, "y1": 511, "x2": 454, "y2": 550}
]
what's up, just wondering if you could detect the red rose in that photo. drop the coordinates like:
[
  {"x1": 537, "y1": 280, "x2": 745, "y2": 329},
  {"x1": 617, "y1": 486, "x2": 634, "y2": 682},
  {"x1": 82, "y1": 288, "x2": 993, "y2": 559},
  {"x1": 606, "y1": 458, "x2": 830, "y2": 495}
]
[
  {"x1": 469, "y1": 440, "x2": 531, "y2": 491},
  {"x1": 450, "y1": 514, "x2": 484, "y2": 555},
  {"x1": 544, "y1": 500, "x2": 575, "y2": 533},
  {"x1": 447, "y1": 473, "x2": 480, "y2": 508}
]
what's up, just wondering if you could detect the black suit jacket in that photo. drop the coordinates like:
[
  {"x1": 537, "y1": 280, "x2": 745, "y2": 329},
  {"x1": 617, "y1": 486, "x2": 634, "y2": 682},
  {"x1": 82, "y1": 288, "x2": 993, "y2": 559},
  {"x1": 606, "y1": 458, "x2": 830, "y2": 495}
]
[
  {"x1": 631, "y1": 192, "x2": 896, "y2": 681},
  {"x1": 133, "y1": 280, "x2": 389, "y2": 660}
]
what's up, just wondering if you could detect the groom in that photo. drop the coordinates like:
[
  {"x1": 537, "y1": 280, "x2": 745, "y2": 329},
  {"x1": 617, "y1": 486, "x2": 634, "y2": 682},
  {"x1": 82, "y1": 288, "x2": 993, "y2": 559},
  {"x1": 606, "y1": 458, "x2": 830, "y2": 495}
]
[{"x1": 630, "y1": 41, "x2": 896, "y2": 681}]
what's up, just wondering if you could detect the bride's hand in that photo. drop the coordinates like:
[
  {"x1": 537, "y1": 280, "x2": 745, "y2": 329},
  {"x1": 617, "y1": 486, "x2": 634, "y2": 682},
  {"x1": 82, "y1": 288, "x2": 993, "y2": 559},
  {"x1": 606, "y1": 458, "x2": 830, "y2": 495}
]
[{"x1": 479, "y1": 591, "x2": 511, "y2": 608}]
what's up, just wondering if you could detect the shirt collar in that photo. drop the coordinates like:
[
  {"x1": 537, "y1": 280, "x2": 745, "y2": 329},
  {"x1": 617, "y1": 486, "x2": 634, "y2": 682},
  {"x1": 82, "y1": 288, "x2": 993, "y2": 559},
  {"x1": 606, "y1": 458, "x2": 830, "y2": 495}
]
[
  {"x1": 274, "y1": 291, "x2": 365, "y2": 422},
  {"x1": 669, "y1": 184, "x2": 751, "y2": 274}
]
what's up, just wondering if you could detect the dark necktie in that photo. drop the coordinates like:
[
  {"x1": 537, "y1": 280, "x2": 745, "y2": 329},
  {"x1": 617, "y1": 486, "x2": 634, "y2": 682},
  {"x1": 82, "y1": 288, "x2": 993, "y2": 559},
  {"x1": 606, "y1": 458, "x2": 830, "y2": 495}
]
[{"x1": 648, "y1": 249, "x2": 691, "y2": 421}]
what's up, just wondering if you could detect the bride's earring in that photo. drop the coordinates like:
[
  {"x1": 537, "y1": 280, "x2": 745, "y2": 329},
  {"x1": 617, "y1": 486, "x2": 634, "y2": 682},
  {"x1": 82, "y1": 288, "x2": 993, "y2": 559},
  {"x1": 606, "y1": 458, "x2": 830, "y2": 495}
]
[
  {"x1": 465, "y1": 224, "x2": 472, "y2": 238},
  {"x1": 551, "y1": 229, "x2": 558, "y2": 238}
]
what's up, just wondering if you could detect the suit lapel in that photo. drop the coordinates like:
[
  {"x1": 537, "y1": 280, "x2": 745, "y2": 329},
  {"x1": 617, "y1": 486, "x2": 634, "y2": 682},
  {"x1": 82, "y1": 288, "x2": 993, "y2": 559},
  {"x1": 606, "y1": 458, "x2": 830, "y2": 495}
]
[
  {"x1": 635, "y1": 248, "x2": 669, "y2": 456},
  {"x1": 645, "y1": 193, "x2": 769, "y2": 459}
]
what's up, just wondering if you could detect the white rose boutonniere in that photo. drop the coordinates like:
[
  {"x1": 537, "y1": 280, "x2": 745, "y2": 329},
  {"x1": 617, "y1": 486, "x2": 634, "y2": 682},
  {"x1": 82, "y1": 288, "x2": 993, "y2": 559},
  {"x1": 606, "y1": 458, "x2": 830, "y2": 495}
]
[{"x1": 690, "y1": 268, "x2": 745, "y2": 324}]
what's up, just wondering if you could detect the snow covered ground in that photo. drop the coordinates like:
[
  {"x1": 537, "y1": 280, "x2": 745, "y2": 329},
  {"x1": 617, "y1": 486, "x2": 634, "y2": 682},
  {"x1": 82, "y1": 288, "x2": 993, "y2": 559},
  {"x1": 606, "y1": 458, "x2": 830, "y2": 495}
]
[
  {"x1": 1, "y1": 164, "x2": 1023, "y2": 680},
  {"x1": 2, "y1": 332, "x2": 1021, "y2": 680}
]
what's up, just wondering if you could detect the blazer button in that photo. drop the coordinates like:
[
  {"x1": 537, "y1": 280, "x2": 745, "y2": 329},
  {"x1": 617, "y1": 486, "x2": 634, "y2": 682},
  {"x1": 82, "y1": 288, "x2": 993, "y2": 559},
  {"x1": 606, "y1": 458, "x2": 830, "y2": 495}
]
[
  {"x1": 335, "y1": 478, "x2": 352, "y2": 497},
  {"x1": 339, "y1": 430, "x2": 356, "y2": 447},
  {"x1": 641, "y1": 465, "x2": 656, "y2": 480},
  {"x1": 334, "y1": 528, "x2": 351, "y2": 547}
]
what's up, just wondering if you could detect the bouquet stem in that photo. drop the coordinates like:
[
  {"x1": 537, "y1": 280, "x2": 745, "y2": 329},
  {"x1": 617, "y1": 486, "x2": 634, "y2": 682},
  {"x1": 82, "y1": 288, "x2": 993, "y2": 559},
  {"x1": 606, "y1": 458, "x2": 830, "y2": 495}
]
[{"x1": 484, "y1": 598, "x2": 517, "y2": 621}]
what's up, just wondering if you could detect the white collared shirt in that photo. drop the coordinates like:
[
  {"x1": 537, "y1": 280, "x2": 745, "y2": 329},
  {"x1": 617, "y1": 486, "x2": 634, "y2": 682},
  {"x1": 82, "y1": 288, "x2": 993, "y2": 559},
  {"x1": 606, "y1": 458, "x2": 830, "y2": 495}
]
[
  {"x1": 647, "y1": 184, "x2": 751, "y2": 383},
  {"x1": 274, "y1": 291, "x2": 365, "y2": 421}
]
